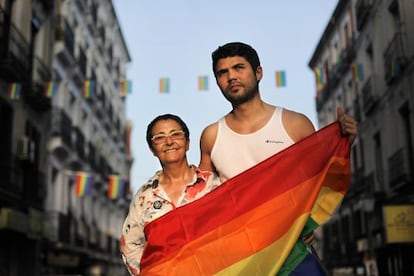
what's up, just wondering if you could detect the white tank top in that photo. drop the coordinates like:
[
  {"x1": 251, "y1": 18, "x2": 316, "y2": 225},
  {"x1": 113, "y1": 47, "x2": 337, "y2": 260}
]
[{"x1": 211, "y1": 107, "x2": 294, "y2": 182}]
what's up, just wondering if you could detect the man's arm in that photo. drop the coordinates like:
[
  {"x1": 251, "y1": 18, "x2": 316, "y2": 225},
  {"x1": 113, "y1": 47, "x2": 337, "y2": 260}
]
[{"x1": 198, "y1": 123, "x2": 218, "y2": 171}]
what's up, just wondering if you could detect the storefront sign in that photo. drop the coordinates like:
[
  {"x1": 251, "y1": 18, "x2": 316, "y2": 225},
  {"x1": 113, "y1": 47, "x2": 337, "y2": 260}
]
[{"x1": 383, "y1": 205, "x2": 414, "y2": 243}]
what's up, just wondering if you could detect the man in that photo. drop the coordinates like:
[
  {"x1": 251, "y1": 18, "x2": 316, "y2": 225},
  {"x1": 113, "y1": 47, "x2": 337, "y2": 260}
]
[{"x1": 199, "y1": 42, "x2": 357, "y2": 275}]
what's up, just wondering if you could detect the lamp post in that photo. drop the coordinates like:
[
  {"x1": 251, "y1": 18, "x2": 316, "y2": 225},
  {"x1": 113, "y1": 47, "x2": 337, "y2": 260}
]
[{"x1": 361, "y1": 197, "x2": 377, "y2": 276}]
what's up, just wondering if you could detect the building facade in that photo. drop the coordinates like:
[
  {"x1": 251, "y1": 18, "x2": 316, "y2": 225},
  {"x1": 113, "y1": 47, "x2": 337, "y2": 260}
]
[
  {"x1": 0, "y1": 0, "x2": 133, "y2": 275},
  {"x1": 309, "y1": 0, "x2": 414, "y2": 275}
]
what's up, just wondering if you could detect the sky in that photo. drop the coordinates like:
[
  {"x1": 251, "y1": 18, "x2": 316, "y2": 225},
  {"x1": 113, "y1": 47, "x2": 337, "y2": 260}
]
[{"x1": 112, "y1": 1, "x2": 338, "y2": 192}]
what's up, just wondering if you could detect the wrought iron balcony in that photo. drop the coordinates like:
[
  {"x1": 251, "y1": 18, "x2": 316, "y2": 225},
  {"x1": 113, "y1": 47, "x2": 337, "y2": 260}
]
[
  {"x1": 54, "y1": 16, "x2": 76, "y2": 66},
  {"x1": 356, "y1": 0, "x2": 374, "y2": 30},
  {"x1": 0, "y1": 9, "x2": 30, "y2": 81},
  {"x1": 388, "y1": 147, "x2": 412, "y2": 189},
  {"x1": 74, "y1": 127, "x2": 86, "y2": 161},
  {"x1": 361, "y1": 75, "x2": 379, "y2": 115},
  {"x1": 384, "y1": 32, "x2": 407, "y2": 84},
  {"x1": 24, "y1": 56, "x2": 52, "y2": 112},
  {"x1": 51, "y1": 108, "x2": 73, "y2": 148}
]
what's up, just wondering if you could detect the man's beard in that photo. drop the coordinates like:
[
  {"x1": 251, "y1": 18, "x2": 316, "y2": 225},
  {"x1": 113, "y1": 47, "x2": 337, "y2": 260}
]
[{"x1": 222, "y1": 83, "x2": 258, "y2": 106}]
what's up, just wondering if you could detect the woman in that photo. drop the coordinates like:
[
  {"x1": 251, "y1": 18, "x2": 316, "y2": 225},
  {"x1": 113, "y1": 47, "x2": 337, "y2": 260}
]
[{"x1": 120, "y1": 114, "x2": 221, "y2": 275}]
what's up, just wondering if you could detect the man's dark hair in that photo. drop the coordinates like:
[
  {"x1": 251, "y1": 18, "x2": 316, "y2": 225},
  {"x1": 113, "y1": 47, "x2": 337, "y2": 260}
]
[
  {"x1": 212, "y1": 42, "x2": 261, "y2": 74},
  {"x1": 146, "y1": 114, "x2": 190, "y2": 148}
]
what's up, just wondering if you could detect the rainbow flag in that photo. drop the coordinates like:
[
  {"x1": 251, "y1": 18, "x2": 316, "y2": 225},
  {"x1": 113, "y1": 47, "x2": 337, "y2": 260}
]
[
  {"x1": 108, "y1": 175, "x2": 125, "y2": 199},
  {"x1": 139, "y1": 122, "x2": 350, "y2": 275},
  {"x1": 8, "y1": 82, "x2": 21, "y2": 100},
  {"x1": 351, "y1": 63, "x2": 364, "y2": 83},
  {"x1": 275, "y1": 70, "x2": 286, "y2": 87},
  {"x1": 74, "y1": 172, "x2": 93, "y2": 197},
  {"x1": 313, "y1": 67, "x2": 325, "y2": 91},
  {"x1": 119, "y1": 79, "x2": 132, "y2": 97},
  {"x1": 83, "y1": 80, "x2": 94, "y2": 99},
  {"x1": 159, "y1": 78, "x2": 170, "y2": 93},
  {"x1": 198, "y1": 75, "x2": 208, "y2": 91},
  {"x1": 386, "y1": 58, "x2": 400, "y2": 79},
  {"x1": 45, "y1": 81, "x2": 58, "y2": 98}
]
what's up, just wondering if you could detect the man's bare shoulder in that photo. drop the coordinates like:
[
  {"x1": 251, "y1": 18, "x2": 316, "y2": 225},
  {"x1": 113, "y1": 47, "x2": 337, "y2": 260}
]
[
  {"x1": 282, "y1": 108, "x2": 315, "y2": 142},
  {"x1": 200, "y1": 122, "x2": 219, "y2": 143}
]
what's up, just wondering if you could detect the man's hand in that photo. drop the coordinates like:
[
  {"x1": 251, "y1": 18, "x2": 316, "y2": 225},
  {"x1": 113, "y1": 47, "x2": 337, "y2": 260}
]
[{"x1": 337, "y1": 107, "x2": 358, "y2": 143}]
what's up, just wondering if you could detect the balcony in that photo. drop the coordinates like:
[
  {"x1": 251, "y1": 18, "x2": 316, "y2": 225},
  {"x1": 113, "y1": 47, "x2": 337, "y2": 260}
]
[
  {"x1": 388, "y1": 147, "x2": 412, "y2": 190},
  {"x1": 88, "y1": 142, "x2": 97, "y2": 171},
  {"x1": 356, "y1": 0, "x2": 374, "y2": 31},
  {"x1": 50, "y1": 108, "x2": 73, "y2": 159},
  {"x1": 0, "y1": 10, "x2": 30, "y2": 81},
  {"x1": 384, "y1": 32, "x2": 407, "y2": 84},
  {"x1": 74, "y1": 127, "x2": 85, "y2": 161},
  {"x1": 54, "y1": 17, "x2": 76, "y2": 67},
  {"x1": 0, "y1": 154, "x2": 22, "y2": 201},
  {"x1": 361, "y1": 75, "x2": 379, "y2": 115},
  {"x1": 43, "y1": 211, "x2": 71, "y2": 243},
  {"x1": 24, "y1": 56, "x2": 52, "y2": 112},
  {"x1": 22, "y1": 167, "x2": 45, "y2": 209}
]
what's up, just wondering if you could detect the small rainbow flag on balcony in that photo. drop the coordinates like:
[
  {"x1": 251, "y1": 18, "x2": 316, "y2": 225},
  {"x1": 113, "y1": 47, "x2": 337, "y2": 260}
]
[
  {"x1": 198, "y1": 75, "x2": 209, "y2": 91},
  {"x1": 313, "y1": 67, "x2": 325, "y2": 91},
  {"x1": 386, "y1": 58, "x2": 401, "y2": 79},
  {"x1": 8, "y1": 82, "x2": 21, "y2": 100},
  {"x1": 45, "y1": 81, "x2": 58, "y2": 98},
  {"x1": 351, "y1": 63, "x2": 364, "y2": 83},
  {"x1": 83, "y1": 80, "x2": 95, "y2": 99},
  {"x1": 159, "y1": 78, "x2": 170, "y2": 93},
  {"x1": 275, "y1": 70, "x2": 286, "y2": 87},
  {"x1": 119, "y1": 79, "x2": 132, "y2": 97},
  {"x1": 74, "y1": 171, "x2": 93, "y2": 197},
  {"x1": 108, "y1": 175, "x2": 125, "y2": 200}
]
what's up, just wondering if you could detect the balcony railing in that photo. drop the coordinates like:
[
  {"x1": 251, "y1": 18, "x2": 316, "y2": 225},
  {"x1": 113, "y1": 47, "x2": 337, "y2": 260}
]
[
  {"x1": 43, "y1": 211, "x2": 71, "y2": 243},
  {"x1": 54, "y1": 17, "x2": 75, "y2": 66},
  {"x1": 23, "y1": 169, "x2": 45, "y2": 209},
  {"x1": 356, "y1": 0, "x2": 374, "y2": 30},
  {"x1": 384, "y1": 32, "x2": 407, "y2": 84},
  {"x1": 0, "y1": 10, "x2": 30, "y2": 81},
  {"x1": 24, "y1": 56, "x2": 52, "y2": 112},
  {"x1": 361, "y1": 75, "x2": 378, "y2": 114},
  {"x1": 74, "y1": 127, "x2": 85, "y2": 160},
  {"x1": 51, "y1": 108, "x2": 73, "y2": 147},
  {"x1": 388, "y1": 147, "x2": 412, "y2": 189}
]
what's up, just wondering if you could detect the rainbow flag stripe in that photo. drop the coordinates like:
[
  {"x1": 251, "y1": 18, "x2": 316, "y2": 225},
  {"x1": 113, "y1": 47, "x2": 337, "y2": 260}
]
[
  {"x1": 313, "y1": 67, "x2": 325, "y2": 91},
  {"x1": 83, "y1": 80, "x2": 94, "y2": 98},
  {"x1": 198, "y1": 75, "x2": 208, "y2": 91},
  {"x1": 159, "y1": 78, "x2": 170, "y2": 93},
  {"x1": 352, "y1": 63, "x2": 364, "y2": 83},
  {"x1": 275, "y1": 71, "x2": 286, "y2": 87},
  {"x1": 45, "y1": 81, "x2": 58, "y2": 98},
  {"x1": 75, "y1": 172, "x2": 93, "y2": 197},
  {"x1": 387, "y1": 58, "x2": 400, "y2": 78},
  {"x1": 119, "y1": 79, "x2": 132, "y2": 96},
  {"x1": 8, "y1": 82, "x2": 21, "y2": 100},
  {"x1": 140, "y1": 122, "x2": 350, "y2": 275},
  {"x1": 108, "y1": 175, "x2": 125, "y2": 199}
]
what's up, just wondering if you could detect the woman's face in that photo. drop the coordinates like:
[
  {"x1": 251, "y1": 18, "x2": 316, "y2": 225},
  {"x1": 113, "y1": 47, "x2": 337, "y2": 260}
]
[{"x1": 150, "y1": 119, "x2": 190, "y2": 165}]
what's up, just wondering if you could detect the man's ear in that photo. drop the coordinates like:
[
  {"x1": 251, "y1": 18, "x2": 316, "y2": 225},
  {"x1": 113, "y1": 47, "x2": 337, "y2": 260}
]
[{"x1": 256, "y1": 66, "x2": 263, "y2": 81}]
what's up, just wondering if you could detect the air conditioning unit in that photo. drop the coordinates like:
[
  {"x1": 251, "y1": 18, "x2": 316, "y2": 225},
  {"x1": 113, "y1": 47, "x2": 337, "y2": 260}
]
[{"x1": 17, "y1": 136, "x2": 35, "y2": 162}]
